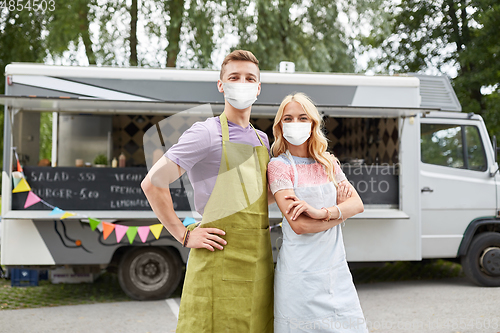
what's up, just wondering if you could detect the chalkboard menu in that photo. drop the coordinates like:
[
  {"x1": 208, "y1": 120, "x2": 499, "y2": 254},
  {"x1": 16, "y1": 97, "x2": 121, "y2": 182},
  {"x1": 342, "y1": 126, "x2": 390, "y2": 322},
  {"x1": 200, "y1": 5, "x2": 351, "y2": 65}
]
[
  {"x1": 342, "y1": 164, "x2": 399, "y2": 205},
  {"x1": 11, "y1": 167, "x2": 191, "y2": 211}
]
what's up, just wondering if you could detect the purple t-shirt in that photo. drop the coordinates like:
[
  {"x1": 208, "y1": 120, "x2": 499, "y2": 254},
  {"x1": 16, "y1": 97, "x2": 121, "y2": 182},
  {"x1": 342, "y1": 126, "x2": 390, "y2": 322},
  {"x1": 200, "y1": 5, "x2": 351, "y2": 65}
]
[{"x1": 166, "y1": 116, "x2": 270, "y2": 215}]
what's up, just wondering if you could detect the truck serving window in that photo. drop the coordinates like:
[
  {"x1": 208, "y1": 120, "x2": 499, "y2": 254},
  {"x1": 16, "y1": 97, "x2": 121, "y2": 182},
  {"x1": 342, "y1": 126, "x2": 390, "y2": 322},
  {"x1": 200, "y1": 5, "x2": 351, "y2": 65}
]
[{"x1": 420, "y1": 124, "x2": 486, "y2": 171}]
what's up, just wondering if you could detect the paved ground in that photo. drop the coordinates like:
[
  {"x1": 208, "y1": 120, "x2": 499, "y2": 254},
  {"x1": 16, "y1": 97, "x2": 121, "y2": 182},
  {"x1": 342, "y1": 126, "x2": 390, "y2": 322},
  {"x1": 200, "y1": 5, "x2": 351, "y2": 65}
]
[
  {"x1": 357, "y1": 277, "x2": 500, "y2": 333},
  {"x1": 1, "y1": 277, "x2": 499, "y2": 333},
  {"x1": 0, "y1": 298, "x2": 180, "y2": 333}
]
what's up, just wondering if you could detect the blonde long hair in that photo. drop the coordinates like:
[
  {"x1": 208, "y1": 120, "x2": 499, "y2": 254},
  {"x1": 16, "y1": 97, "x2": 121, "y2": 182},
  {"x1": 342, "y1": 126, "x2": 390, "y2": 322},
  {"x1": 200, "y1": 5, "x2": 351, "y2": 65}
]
[{"x1": 271, "y1": 93, "x2": 339, "y2": 187}]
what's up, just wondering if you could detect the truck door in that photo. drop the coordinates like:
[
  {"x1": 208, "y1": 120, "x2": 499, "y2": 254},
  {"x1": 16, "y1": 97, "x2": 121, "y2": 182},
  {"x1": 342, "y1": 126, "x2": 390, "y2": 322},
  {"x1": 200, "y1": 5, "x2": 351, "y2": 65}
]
[{"x1": 419, "y1": 116, "x2": 496, "y2": 258}]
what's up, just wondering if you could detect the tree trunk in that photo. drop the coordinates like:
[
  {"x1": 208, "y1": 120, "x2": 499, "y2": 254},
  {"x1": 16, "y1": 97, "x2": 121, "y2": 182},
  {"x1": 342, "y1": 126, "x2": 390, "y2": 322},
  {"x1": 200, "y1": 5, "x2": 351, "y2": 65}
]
[
  {"x1": 77, "y1": 1, "x2": 96, "y2": 65},
  {"x1": 130, "y1": 0, "x2": 138, "y2": 67},
  {"x1": 166, "y1": 0, "x2": 185, "y2": 68}
]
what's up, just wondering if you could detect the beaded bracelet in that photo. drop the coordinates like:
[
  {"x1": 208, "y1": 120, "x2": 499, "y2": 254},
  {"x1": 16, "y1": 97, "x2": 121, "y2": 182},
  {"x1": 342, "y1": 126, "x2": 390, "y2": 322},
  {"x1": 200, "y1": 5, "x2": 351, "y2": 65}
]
[{"x1": 321, "y1": 207, "x2": 332, "y2": 222}]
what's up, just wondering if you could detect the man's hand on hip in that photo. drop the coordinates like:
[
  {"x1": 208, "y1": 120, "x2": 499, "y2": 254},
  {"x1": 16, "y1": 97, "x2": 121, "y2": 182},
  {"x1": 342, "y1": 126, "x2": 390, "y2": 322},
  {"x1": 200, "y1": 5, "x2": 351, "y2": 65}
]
[{"x1": 187, "y1": 226, "x2": 227, "y2": 251}]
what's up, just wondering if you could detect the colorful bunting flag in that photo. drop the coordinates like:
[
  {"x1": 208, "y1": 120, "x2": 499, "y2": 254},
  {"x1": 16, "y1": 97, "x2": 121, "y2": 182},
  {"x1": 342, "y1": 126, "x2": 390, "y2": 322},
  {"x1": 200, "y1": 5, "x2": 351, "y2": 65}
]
[
  {"x1": 126, "y1": 227, "x2": 138, "y2": 244},
  {"x1": 150, "y1": 224, "x2": 163, "y2": 239},
  {"x1": 138, "y1": 226, "x2": 150, "y2": 243},
  {"x1": 115, "y1": 225, "x2": 128, "y2": 243},
  {"x1": 12, "y1": 172, "x2": 23, "y2": 188},
  {"x1": 183, "y1": 217, "x2": 196, "y2": 227},
  {"x1": 60, "y1": 212, "x2": 76, "y2": 219},
  {"x1": 102, "y1": 222, "x2": 115, "y2": 240},
  {"x1": 89, "y1": 218, "x2": 101, "y2": 231},
  {"x1": 49, "y1": 207, "x2": 65, "y2": 216},
  {"x1": 11, "y1": 154, "x2": 178, "y2": 244},
  {"x1": 12, "y1": 178, "x2": 31, "y2": 193},
  {"x1": 24, "y1": 191, "x2": 41, "y2": 208}
]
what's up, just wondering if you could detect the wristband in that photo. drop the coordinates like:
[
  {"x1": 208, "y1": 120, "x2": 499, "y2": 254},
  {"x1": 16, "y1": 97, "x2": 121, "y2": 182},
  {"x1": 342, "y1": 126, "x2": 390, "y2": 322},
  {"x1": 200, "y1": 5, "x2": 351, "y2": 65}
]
[
  {"x1": 334, "y1": 205, "x2": 343, "y2": 220},
  {"x1": 182, "y1": 229, "x2": 191, "y2": 247}
]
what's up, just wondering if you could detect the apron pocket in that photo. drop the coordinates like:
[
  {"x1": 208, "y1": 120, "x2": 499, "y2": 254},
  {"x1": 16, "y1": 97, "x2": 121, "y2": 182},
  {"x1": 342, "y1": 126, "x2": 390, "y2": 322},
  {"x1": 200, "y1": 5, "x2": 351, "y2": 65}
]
[{"x1": 223, "y1": 228, "x2": 272, "y2": 282}]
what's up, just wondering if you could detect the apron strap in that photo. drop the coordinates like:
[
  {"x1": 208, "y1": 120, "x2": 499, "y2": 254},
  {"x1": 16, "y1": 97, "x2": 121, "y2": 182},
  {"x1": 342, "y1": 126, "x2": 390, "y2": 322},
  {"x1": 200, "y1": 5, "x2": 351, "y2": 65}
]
[
  {"x1": 219, "y1": 113, "x2": 231, "y2": 171},
  {"x1": 219, "y1": 112, "x2": 258, "y2": 207},
  {"x1": 285, "y1": 150, "x2": 299, "y2": 188},
  {"x1": 250, "y1": 123, "x2": 265, "y2": 146},
  {"x1": 219, "y1": 112, "x2": 230, "y2": 142}
]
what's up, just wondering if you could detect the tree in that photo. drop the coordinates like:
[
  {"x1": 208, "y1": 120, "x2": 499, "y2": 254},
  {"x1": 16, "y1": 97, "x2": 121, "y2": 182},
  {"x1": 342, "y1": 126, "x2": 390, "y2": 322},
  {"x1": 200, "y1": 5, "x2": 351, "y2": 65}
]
[
  {"x1": 45, "y1": 0, "x2": 97, "y2": 64},
  {"x1": 0, "y1": 9, "x2": 46, "y2": 173},
  {"x1": 130, "y1": 0, "x2": 138, "y2": 66},
  {"x1": 358, "y1": 0, "x2": 500, "y2": 134},
  {"x1": 227, "y1": 0, "x2": 354, "y2": 72}
]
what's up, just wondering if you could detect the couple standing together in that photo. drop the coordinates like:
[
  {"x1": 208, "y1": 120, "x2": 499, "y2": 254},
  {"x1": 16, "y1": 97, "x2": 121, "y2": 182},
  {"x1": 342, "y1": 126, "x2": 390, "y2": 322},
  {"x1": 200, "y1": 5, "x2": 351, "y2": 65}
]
[{"x1": 142, "y1": 50, "x2": 368, "y2": 333}]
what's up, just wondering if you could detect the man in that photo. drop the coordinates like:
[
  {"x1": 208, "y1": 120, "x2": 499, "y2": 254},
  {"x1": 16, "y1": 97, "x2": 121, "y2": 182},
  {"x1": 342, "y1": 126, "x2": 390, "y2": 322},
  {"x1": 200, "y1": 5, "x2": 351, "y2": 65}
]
[{"x1": 141, "y1": 50, "x2": 274, "y2": 332}]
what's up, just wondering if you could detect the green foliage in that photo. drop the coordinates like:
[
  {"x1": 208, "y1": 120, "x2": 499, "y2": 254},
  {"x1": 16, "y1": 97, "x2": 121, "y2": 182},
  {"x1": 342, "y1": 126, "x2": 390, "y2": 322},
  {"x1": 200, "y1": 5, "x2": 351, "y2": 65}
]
[
  {"x1": 0, "y1": 9, "x2": 47, "y2": 175},
  {"x1": 186, "y1": 0, "x2": 216, "y2": 68},
  {"x1": 39, "y1": 112, "x2": 52, "y2": 161},
  {"x1": 229, "y1": 0, "x2": 354, "y2": 72},
  {"x1": 93, "y1": 153, "x2": 108, "y2": 166},
  {"x1": 359, "y1": 0, "x2": 500, "y2": 135},
  {"x1": 45, "y1": 0, "x2": 97, "y2": 64}
]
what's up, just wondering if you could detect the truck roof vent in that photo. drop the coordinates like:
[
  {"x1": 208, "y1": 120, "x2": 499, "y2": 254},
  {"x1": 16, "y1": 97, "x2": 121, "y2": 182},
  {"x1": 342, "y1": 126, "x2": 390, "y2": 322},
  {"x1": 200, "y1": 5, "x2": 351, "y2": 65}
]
[{"x1": 409, "y1": 74, "x2": 462, "y2": 112}]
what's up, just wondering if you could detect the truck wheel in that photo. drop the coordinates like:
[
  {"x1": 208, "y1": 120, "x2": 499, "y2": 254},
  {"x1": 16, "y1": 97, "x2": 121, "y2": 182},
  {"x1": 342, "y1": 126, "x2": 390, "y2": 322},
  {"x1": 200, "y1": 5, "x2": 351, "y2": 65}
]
[
  {"x1": 461, "y1": 232, "x2": 500, "y2": 287},
  {"x1": 118, "y1": 247, "x2": 183, "y2": 300}
]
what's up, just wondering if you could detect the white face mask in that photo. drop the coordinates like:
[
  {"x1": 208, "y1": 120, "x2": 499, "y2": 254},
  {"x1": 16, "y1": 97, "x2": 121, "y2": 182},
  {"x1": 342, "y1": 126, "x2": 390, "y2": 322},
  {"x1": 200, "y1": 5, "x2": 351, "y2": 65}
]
[
  {"x1": 222, "y1": 82, "x2": 259, "y2": 110},
  {"x1": 282, "y1": 122, "x2": 312, "y2": 146}
]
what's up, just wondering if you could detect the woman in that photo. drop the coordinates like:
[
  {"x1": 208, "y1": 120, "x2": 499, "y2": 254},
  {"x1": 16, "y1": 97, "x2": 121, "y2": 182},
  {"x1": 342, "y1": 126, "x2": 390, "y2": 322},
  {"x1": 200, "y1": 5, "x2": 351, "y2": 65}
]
[{"x1": 268, "y1": 93, "x2": 368, "y2": 332}]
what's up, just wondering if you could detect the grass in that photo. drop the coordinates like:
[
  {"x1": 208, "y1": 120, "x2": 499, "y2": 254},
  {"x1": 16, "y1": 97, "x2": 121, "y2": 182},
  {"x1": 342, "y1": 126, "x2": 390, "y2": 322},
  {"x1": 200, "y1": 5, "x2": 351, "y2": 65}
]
[
  {"x1": 0, "y1": 259, "x2": 464, "y2": 311},
  {"x1": 0, "y1": 272, "x2": 131, "y2": 310},
  {"x1": 350, "y1": 259, "x2": 465, "y2": 284}
]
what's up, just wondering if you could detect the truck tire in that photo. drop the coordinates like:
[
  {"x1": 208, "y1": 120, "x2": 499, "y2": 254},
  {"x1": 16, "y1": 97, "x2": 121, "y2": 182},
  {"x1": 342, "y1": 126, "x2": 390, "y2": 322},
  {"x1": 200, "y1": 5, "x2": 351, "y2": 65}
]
[
  {"x1": 118, "y1": 247, "x2": 183, "y2": 300},
  {"x1": 461, "y1": 232, "x2": 500, "y2": 287}
]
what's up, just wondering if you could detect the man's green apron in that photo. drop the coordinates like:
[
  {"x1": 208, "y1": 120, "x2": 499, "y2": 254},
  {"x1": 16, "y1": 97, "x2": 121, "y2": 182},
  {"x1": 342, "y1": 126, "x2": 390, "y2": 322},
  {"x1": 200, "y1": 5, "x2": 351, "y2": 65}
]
[{"x1": 176, "y1": 113, "x2": 274, "y2": 332}]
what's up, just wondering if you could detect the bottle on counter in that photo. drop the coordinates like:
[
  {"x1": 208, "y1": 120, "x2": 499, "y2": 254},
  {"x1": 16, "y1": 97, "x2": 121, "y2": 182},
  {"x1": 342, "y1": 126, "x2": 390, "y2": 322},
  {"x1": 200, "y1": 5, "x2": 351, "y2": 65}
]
[
  {"x1": 119, "y1": 152, "x2": 126, "y2": 167},
  {"x1": 111, "y1": 157, "x2": 118, "y2": 168}
]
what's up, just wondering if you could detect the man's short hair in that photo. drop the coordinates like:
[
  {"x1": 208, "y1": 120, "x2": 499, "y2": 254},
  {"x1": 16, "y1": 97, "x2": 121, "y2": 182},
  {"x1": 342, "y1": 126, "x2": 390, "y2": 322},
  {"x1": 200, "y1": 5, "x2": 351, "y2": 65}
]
[{"x1": 220, "y1": 50, "x2": 260, "y2": 80}]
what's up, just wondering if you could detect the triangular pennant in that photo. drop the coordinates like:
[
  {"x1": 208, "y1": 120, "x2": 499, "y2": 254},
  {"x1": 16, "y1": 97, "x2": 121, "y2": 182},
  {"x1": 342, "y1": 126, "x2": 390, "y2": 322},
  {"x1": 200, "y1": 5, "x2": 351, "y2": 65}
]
[
  {"x1": 49, "y1": 207, "x2": 64, "y2": 216},
  {"x1": 126, "y1": 227, "x2": 138, "y2": 244},
  {"x1": 182, "y1": 217, "x2": 196, "y2": 227},
  {"x1": 149, "y1": 224, "x2": 164, "y2": 240},
  {"x1": 24, "y1": 191, "x2": 42, "y2": 208},
  {"x1": 12, "y1": 173, "x2": 23, "y2": 188},
  {"x1": 89, "y1": 218, "x2": 101, "y2": 231},
  {"x1": 102, "y1": 222, "x2": 115, "y2": 240},
  {"x1": 137, "y1": 226, "x2": 150, "y2": 243},
  {"x1": 115, "y1": 225, "x2": 128, "y2": 243},
  {"x1": 60, "y1": 212, "x2": 76, "y2": 219},
  {"x1": 12, "y1": 178, "x2": 31, "y2": 193},
  {"x1": 17, "y1": 160, "x2": 23, "y2": 173}
]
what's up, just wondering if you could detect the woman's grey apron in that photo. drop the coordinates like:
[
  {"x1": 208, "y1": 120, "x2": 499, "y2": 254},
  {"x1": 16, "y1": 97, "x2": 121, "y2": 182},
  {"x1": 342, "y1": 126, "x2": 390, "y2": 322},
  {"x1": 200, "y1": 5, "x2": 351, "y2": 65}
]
[{"x1": 274, "y1": 151, "x2": 368, "y2": 333}]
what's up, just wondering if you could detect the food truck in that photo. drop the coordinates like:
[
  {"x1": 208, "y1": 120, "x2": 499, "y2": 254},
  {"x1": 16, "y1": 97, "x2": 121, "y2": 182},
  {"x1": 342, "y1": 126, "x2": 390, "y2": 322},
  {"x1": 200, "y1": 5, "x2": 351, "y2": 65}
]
[{"x1": 1, "y1": 63, "x2": 499, "y2": 300}]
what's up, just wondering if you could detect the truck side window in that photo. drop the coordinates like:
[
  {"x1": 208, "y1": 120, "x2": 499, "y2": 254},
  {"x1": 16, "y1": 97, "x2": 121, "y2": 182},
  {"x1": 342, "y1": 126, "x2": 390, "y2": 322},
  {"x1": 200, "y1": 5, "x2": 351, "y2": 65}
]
[
  {"x1": 421, "y1": 124, "x2": 486, "y2": 171},
  {"x1": 421, "y1": 124, "x2": 464, "y2": 168},
  {"x1": 465, "y1": 126, "x2": 487, "y2": 171}
]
